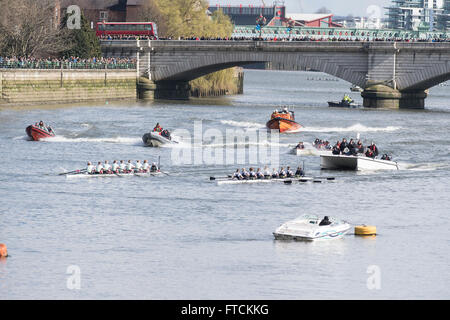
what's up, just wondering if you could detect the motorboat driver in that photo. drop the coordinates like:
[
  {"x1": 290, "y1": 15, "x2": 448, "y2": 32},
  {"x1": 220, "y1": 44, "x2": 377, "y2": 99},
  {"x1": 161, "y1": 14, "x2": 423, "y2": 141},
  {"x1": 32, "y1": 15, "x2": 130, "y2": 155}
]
[{"x1": 319, "y1": 216, "x2": 332, "y2": 226}]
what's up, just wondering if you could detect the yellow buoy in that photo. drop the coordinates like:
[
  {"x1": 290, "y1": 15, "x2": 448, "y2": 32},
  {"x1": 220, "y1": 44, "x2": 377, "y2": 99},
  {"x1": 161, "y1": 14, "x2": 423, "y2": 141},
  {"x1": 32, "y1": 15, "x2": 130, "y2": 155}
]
[
  {"x1": 0, "y1": 243, "x2": 7, "y2": 257},
  {"x1": 355, "y1": 225, "x2": 377, "y2": 236}
]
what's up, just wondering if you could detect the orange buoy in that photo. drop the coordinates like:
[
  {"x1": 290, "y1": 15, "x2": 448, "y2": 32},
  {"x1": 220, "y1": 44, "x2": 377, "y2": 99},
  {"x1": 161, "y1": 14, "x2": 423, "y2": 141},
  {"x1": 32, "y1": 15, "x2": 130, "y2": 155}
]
[
  {"x1": 0, "y1": 244, "x2": 7, "y2": 257},
  {"x1": 355, "y1": 225, "x2": 377, "y2": 236}
]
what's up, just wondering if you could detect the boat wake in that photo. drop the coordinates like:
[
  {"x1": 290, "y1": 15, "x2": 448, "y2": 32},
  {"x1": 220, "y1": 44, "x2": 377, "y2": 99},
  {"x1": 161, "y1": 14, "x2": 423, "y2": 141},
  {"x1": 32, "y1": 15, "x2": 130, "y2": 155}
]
[
  {"x1": 219, "y1": 120, "x2": 265, "y2": 130},
  {"x1": 398, "y1": 162, "x2": 450, "y2": 171},
  {"x1": 302, "y1": 123, "x2": 401, "y2": 133},
  {"x1": 41, "y1": 135, "x2": 142, "y2": 145}
]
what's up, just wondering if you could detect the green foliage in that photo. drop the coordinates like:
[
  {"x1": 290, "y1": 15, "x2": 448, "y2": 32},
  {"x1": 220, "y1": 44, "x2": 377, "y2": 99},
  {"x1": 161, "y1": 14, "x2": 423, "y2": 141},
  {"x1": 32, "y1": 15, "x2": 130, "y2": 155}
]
[
  {"x1": 155, "y1": 0, "x2": 236, "y2": 95},
  {"x1": 60, "y1": 13, "x2": 101, "y2": 58}
]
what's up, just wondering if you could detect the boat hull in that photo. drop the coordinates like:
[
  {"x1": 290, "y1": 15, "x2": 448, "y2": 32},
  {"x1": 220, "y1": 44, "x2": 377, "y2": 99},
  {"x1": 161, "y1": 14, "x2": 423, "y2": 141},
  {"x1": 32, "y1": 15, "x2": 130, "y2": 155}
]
[
  {"x1": 320, "y1": 154, "x2": 399, "y2": 171},
  {"x1": 26, "y1": 125, "x2": 55, "y2": 141},
  {"x1": 66, "y1": 171, "x2": 162, "y2": 178},
  {"x1": 266, "y1": 118, "x2": 302, "y2": 133},
  {"x1": 291, "y1": 147, "x2": 332, "y2": 156},
  {"x1": 273, "y1": 215, "x2": 351, "y2": 241},
  {"x1": 142, "y1": 132, "x2": 176, "y2": 147},
  {"x1": 328, "y1": 101, "x2": 359, "y2": 108}
]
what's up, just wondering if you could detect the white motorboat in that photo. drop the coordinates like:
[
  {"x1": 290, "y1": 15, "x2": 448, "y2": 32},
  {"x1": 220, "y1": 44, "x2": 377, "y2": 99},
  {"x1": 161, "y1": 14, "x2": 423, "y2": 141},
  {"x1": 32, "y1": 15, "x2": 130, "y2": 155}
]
[
  {"x1": 320, "y1": 154, "x2": 399, "y2": 171},
  {"x1": 273, "y1": 214, "x2": 351, "y2": 241},
  {"x1": 142, "y1": 132, "x2": 178, "y2": 147}
]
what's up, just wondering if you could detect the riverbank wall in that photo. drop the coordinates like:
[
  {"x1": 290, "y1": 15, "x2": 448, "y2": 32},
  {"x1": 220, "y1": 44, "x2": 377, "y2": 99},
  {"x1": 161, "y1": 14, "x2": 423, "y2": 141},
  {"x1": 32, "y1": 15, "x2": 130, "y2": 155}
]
[{"x1": 0, "y1": 69, "x2": 137, "y2": 106}]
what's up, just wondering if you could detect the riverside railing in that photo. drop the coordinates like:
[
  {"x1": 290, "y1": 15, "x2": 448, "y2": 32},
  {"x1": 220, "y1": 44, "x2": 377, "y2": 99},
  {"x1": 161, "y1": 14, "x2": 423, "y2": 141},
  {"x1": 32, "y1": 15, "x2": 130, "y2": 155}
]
[{"x1": 0, "y1": 60, "x2": 136, "y2": 70}]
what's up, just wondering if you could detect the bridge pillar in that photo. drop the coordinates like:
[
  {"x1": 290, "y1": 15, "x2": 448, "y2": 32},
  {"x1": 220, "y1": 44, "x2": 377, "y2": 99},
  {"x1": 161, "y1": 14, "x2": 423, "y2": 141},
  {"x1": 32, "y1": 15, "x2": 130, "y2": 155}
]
[
  {"x1": 138, "y1": 78, "x2": 191, "y2": 100},
  {"x1": 361, "y1": 84, "x2": 427, "y2": 109}
]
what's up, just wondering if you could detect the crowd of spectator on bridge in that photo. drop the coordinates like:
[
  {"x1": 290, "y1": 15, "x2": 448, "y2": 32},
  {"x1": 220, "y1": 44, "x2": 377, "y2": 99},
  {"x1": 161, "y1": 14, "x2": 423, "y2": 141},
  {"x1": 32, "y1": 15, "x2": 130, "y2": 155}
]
[
  {"x1": 99, "y1": 34, "x2": 450, "y2": 43},
  {"x1": 0, "y1": 56, "x2": 136, "y2": 69}
]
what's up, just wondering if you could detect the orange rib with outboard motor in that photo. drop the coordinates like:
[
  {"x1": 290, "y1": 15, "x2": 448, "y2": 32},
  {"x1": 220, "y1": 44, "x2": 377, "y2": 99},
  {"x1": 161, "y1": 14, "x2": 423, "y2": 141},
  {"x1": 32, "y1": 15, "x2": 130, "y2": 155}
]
[{"x1": 266, "y1": 110, "x2": 302, "y2": 133}]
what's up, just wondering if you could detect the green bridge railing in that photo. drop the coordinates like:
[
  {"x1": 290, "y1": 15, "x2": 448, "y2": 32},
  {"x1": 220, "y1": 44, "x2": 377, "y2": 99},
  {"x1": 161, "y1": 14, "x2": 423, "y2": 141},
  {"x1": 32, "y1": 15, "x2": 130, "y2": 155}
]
[
  {"x1": 0, "y1": 60, "x2": 136, "y2": 70},
  {"x1": 233, "y1": 25, "x2": 450, "y2": 40}
]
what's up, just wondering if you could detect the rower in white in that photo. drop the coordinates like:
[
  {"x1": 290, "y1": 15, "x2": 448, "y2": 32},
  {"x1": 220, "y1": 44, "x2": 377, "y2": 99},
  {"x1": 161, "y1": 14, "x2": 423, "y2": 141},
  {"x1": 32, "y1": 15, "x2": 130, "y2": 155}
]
[
  {"x1": 126, "y1": 160, "x2": 134, "y2": 173},
  {"x1": 256, "y1": 168, "x2": 265, "y2": 179},
  {"x1": 142, "y1": 160, "x2": 150, "y2": 173},
  {"x1": 264, "y1": 166, "x2": 271, "y2": 177},
  {"x1": 112, "y1": 160, "x2": 119, "y2": 173},
  {"x1": 272, "y1": 168, "x2": 279, "y2": 178},
  {"x1": 119, "y1": 160, "x2": 126, "y2": 173},
  {"x1": 233, "y1": 169, "x2": 243, "y2": 180},
  {"x1": 87, "y1": 162, "x2": 95, "y2": 174},
  {"x1": 96, "y1": 162, "x2": 103, "y2": 174},
  {"x1": 103, "y1": 160, "x2": 111, "y2": 173},
  {"x1": 135, "y1": 160, "x2": 143, "y2": 172}
]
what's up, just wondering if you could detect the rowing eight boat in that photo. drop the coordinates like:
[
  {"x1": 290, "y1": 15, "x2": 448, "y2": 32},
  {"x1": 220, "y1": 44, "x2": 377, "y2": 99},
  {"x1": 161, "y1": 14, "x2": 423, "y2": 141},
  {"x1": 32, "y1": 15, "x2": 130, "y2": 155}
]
[
  {"x1": 213, "y1": 176, "x2": 335, "y2": 185},
  {"x1": 66, "y1": 171, "x2": 162, "y2": 178}
]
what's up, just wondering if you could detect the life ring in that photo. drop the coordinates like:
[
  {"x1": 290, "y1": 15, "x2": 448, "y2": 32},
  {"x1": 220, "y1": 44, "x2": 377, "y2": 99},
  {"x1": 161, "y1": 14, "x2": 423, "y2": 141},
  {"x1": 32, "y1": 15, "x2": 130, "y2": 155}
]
[
  {"x1": 355, "y1": 225, "x2": 376, "y2": 236},
  {"x1": 0, "y1": 244, "x2": 7, "y2": 257}
]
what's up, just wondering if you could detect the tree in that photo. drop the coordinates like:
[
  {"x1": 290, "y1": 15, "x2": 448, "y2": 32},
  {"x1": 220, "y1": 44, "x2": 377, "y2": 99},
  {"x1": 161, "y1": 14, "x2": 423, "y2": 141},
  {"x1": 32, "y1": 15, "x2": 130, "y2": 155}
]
[
  {"x1": 0, "y1": 0, "x2": 72, "y2": 57},
  {"x1": 60, "y1": 12, "x2": 101, "y2": 58},
  {"x1": 136, "y1": 0, "x2": 168, "y2": 37}
]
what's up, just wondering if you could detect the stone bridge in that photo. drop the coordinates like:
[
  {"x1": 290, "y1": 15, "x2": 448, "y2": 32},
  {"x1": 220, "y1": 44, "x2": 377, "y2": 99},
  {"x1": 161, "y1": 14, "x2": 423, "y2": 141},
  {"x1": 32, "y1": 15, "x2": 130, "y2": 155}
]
[{"x1": 101, "y1": 40, "x2": 450, "y2": 108}]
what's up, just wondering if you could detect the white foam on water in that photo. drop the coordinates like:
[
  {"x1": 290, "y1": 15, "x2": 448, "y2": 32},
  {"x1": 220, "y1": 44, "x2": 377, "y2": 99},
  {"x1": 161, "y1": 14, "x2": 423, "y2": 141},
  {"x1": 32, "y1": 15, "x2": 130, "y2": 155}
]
[
  {"x1": 41, "y1": 136, "x2": 142, "y2": 145},
  {"x1": 302, "y1": 123, "x2": 401, "y2": 133},
  {"x1": 220, "y1": 120, "x2": 265, "y2": 130},
  {"x1": 398, "y1": 162, "x2": 450, "y2": 171}
]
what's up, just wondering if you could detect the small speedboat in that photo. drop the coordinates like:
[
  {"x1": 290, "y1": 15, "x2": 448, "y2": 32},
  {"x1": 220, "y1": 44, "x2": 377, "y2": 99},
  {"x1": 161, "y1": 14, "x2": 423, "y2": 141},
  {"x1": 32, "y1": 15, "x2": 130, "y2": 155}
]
[
  {"x1": 320, "y1": 154, "x2": 399, "y2": 171},
  {"x1": 266, "y1": 108, "x2": 302, "y2": 133},
  {"x1": 328, "y1": 100, "x2": 360, "y2": 108},
  {"x1": 142, "y1": 131, "x2": 178, "y2": 147},
  {"x1": 273, "y1": 214, "x2": 351, "y2": 241},
  {"x1": 26, "y1": 124, "x2": 55, "y2": 141}
]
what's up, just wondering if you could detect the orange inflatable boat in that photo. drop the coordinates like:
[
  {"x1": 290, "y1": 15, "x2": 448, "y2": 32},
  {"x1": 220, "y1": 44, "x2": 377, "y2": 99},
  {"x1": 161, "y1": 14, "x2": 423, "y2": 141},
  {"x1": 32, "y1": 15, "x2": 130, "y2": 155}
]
[{"x1": 266, "y1": 109, "x2": 302, "y2": 133}]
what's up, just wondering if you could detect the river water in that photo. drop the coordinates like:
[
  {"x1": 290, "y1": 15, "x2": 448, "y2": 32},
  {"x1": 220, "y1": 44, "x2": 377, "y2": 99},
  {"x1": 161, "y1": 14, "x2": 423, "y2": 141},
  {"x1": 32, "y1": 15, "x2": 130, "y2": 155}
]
[{"x1": 0, "y1": 70, "x2": 449, "y2": 299}]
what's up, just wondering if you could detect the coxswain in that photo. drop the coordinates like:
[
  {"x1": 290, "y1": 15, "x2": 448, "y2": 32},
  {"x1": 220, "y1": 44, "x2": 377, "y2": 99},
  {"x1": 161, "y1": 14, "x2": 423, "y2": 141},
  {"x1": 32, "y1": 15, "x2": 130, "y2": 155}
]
[
  {"x1": 256, "y1": 168, "x2": 264, "y2": 179},
  {"x1": 95, "y1": 161, "x2": 104, "y2": 174},
  {"x1": 135, "y1": 160, "x2": 143, "y2": 173},
  {"x1": 295, "y1": 166, "x2": 305, "y2": 177},
  {"x1": 126, "y1": 160, "x2": 134, "y2": 173},
  {"x1": 119, "y1": 160, "x2": 126, "y2": 173},
  {"x1": 271, "y1": 168, "x2": 279, "y2": 179},
  {"x1": 249, "y1": 167, "x2": 257, "y2": 179},
  {"x1": 279, "y1": 167, "x2": 286, "y2": 178},
  {"x1": 103, "y1": 160, "x2": 112, "y2": 173},
  {"x1": 87, "y1": 162, "x2": 95, "y2": 174},
  {"x1": 150, "y1": 162, "x2": 158, "y2": 172},
  {"x1": 232, "y1": 169, "x2": 243, "y2": 180},
  {"x1": 286, "y1": 166, "x2": 294, "y2": 178},
  {"x1": 111, "y1": 160, "x2": 119, "y2": 173},
  {"x1": 153, "y1": 123, "x2": 162, "y2": 133},
  {"x1": 142, "y1": 160, "x2": 150, "y2": 172}
]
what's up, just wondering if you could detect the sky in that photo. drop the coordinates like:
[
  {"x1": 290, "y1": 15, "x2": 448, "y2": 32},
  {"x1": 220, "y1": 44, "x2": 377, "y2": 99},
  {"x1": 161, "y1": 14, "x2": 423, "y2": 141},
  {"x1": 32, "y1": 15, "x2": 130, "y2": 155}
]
[{"x1": 209, "y1": 0, "x2": 393, "y2": 17}]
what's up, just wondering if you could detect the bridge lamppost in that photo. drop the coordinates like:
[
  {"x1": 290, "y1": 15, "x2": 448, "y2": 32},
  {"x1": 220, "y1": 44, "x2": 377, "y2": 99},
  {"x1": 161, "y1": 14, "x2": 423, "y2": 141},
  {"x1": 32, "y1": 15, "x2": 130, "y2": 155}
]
[{"x1": 256, "y1": 15, "x2": 267, "y2": 39}]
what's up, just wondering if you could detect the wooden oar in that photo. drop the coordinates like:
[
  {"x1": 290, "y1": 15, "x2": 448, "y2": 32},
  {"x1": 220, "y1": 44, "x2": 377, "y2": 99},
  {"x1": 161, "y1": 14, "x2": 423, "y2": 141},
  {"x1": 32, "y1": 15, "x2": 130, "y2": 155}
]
[{"x1": 59, "y1": 169, "x2": 86, "y2": 176}]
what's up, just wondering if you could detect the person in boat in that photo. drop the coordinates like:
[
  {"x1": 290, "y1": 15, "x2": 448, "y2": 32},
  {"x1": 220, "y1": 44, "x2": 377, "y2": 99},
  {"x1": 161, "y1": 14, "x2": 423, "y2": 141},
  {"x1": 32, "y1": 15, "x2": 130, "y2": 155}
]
[
  {"x1": 332, "y1": 142, "x2": 341, "y2": 155},
  {"x1": 368, "y1": 142, "x2": 379, "y2": 157},
  {"x1": 103, "y1": 160, "x2": 112, "y2": 174},
  {"x1": 161, "y1": 129, "x2": 171, "y2": 140},
  {"x1": 135, "y1": 160, "x2": 143, "y2": 173},
  {"x1": 319, "y1": 216, "x2": 332, "y2": 226},
  {"x1": 381, "y1": 154, "x2": 391, "y2": 161},
  {"x1": 279, "y1": 167, "x2": 287, "y2": 178},
  {"x1": 295, "y1": 141, "x2": 305, "y2": 149},
  {"x1": 248, "y1": 168, "x2": 257, "y2": 179},
  {"x1": 241, "y1": 168, "x2": 250, "y2": 179},
  {"x1": 112, "y1": 160, "x2": 119, "y2": 173},
  {"x1": 95, "y1": 161, "x2": 104, "y2": 174},
  {"x1": 356, "y1": 140, "x2": 364, "y2": 153},
  {"x1": 295, "y1": 166, "x2": 305, "y2": 177},
  {"x1": 286, "y1": 166, "x2": 294, "y2": 178},
  {"x1": 142, "y1": 160, "x2": 150, "y2": 173},
  {"x1": 87, "y1": 162, "x2": 95, "y2": 174},
  {"x1": 348, "y1": 139, "x2": 357, "y2": 156},
  {"x1": 271, "y1": 168, "x2": 279, "y2": 179},
  {"x1": 256, "y1": 168, "x2": 265, "y2": 179},
  {"x1": 264, "y1": 166, "x2": 271, "y2": 178},
  {"x1": 365, "y1": 148, "x2": 375, "y2": 158},
  {"x1": 342, "y1": 94, "x2": 353, "y2": 105},
  {"x1": 153, "y1": 123, "x2": 163, "y2": 133},
  {"x1": 126, "y1": 160, "x2": 134, "y2": 173},
  {"x1": 150, "y1": 162, "x2": 159, "y2": 172},
  {"x1": 339, "y1": 138, "x2": 349, "y2": 154},
  {"x1": 119, "y1": 160, "x2": 126, "y2": 173},
  {"x1": 232, "y1": 169, "x2": 243, "y2": 180}
]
